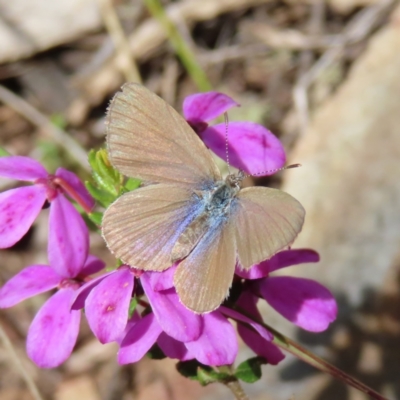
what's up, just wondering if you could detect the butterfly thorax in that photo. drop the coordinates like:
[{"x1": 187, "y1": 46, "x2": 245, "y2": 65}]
[{"x1": 170, "y1": 175, "x2": 242, "y2": 263}]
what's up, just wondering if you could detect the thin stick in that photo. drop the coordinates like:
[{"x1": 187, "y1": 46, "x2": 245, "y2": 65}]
[
  {"x1": 0, "y1": 84, "x2": 89, "y2": 171},
  {"x1": 97, "y1": 0, "x2": 142, "y2": 83},
  {"x1": 218, "y1": 366, "x2": 249, "y2": 400},
  {"x1": 225, "y1": 306, "x2": 388, "y2": 400},
  {"x1": 143, "y1": 0, "x2": 212, "y2": 91},
  {"x1": 0, "y1": 323, "x2": 44, "y2": 400}
]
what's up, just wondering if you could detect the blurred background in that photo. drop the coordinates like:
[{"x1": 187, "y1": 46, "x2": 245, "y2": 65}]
[{"x1": 0, "y1": 0, "x2": 400, "y2": 399}]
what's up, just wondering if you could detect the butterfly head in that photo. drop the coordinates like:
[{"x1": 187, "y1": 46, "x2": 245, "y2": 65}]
[{"x1": 225, "y1": 170, "x2": 245, "y2": 190}]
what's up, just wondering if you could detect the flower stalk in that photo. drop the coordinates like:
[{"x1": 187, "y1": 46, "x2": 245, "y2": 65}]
[{"x1": 234, "y1": 306, "x2": 388, "y2": 400}]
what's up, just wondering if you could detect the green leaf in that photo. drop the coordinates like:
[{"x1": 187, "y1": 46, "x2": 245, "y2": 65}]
[
  {"x1": 0, "y1": 147, "x2": 10, "y2": 157},
  {"x1": 91, "y1": 171, "x2": 118, "y2": 196},
  {"x1": 88, "y1": 211, "x2": 103, "y2": 226},
  {"x1": 197, "y1": 368, "x2": 230, "y2": 386},
  {"x1": 88, "y1": 149, "x2": 121, "y2": 195},
  {"x1": 123, "y1": 177, "x2": 141, "y2": 192},
  {"x1": 50, "y1": 113, "x2": 67, "y2": 129},
  {"x1": 176, "y1": 360, "x2": 204, "y2": 381},
  {"x1": 85, "y1": 181, "x2": 116, "y2": 207},
  {"x1": 37, "y1": 140, "x2": 62, "y2": 172},
  {"x1": 147, "y1": 343, "x2": 166, "y2": 360},
  {"x1": 234, "y1": 356, "x2": 267, "y2": 383},
  {"x1": 88, "y1": 148, "x2": 98, "y2": 171},
  {"x1": 128, "y1": 297, "x2": 138, "y2": 318},
  {"x1": 176, "y1": 360, "x2": 230, "y2": 386}
]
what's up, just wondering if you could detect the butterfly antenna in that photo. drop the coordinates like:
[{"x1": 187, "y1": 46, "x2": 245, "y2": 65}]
[
  {"x1": 224, "y1": 112, "x2": 232, "y2": 175},
  {"x1": 243, "y1": 163, "x2": 302, "y2": 178}
]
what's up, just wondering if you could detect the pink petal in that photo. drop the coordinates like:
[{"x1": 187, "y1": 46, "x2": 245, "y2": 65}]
[
  {"x1": 85, "y1": 268, "x2": 134, "y2": 343},
  {"x1": 27, "y1": 288, "x2": 81, "y2": 368},
  {"x1": 116, "y1": 312, "x2": 141, "y2": 345},
  {"x1": 259, "y1": 277, "x2": 337, "y2": 332},
  {"x1": 71, "y1": 270, "x2": 115, "y2": 310},
  {"x1": 118, "y1": 313, "x2": 162, "y2": 364},
  {"x1": 220, "y1": 306, "x2": 272, "y2": 342},
  {"x1": 185, "y1": 311, "x2": 237, "y2": 366},
  {"x1": 183, "y1": 92, "x2": 239, "y2": 123},
  {"x1": 236, "y1": 249, "x2": 320, "y2": 279},
  {"x1": 81, "y1": 254, "x2": 106, "y2": 276},
  {"x1": 0, "y1": 156, "x2": 48, "y2": 181},
  {"x1": 48, "y1": 194, "x2": 89, "y2": 278},
  {"x1": 235, "y1": 262, "x2": 270, "y2": 280},
  {"x1": 267, "y1": 249, "x2": 320, "y2": 273},
  {"x1": 55, "y1": 168, "x2": 95, "y2": 211},
  {"x1": 202, "y1": 122, "x2": 286, "y2": 175},
  {"x1": 157, "y1": 332, "x2": 193, "y2": 361},
  {"x1": 147, "y1": 264, "x2": 176, "y2": 291},
  {"x1": 238, "y1": 323, "x2": 284, "y2": 365},
  {"x1": 0, "y1": 186, "x2": 47, "y2": 248},
  {"x1": 0, "y1": 265, "x2": 60, "y2": 308},
  {"x1": 141, "y1": 274, "x2": 202, "y2": 342}
]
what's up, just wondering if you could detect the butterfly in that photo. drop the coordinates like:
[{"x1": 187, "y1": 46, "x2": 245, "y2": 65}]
[{"x1": 102, "y1": 83, "x2": 305, "y2": 313}]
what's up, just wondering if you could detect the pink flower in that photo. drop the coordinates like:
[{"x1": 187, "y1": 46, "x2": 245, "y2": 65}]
[
  {"x1": 236, "y1": 249, "x2": 338, "y2": 332},
  {"x1": 72, "y1": 266, "x2": 136, "y2": 344},
  {"x1": 183, "y1": 92, "x2": 286, "y2": 175},
  {"x1": 0, "y1": 156, "x2": 94, "y2": 250},
  {"x1": 0, "y1": 240, "x2": 104, "y2": 367},
  {"x1": 118, "y1": 272, "x2": 238, "y2": 366}
]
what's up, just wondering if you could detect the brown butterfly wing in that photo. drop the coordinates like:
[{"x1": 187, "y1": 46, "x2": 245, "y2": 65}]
[
  {"x1": 102, "y1": 184, "x2": 198, "y2": 271},
  {"x1": 106, "y1": 83, "x2": 221, "y2": 187},
  {"x1": 174, "y1": 219, "x2": 236, "y2": 313},
  {"x1": 234, "y1": 187, "x2": 305, "y2": 269}
]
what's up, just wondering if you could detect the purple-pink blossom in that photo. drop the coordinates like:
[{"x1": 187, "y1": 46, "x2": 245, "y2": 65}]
[
  {"x1": 73, "y1": 248, "x2": 337, "y2": 368},
  {"x1": 236, "y1": 249, "x2": 338, "y2": 332},
  {"x1": 183, "y1": 92, "x2": 286, "y2": 175},
  {"x1": 0, "y1": 156, "x2": 94, "y2": 249},
  {"x1": 0, "y1": 245, "x2": 104, "y2": 367},
  {"x1": 118, "y1": 272, "x2": 239, "y2": 366}
]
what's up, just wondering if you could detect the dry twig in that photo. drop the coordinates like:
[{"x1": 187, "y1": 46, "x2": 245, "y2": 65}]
[
  {"x1": 97, "y1": 0, "x2": 142, "y2": 83},
  {"x1": 0, "y1": 323, "x2": 44, "y2": 400},
  {"x1": 70, "y1": 0, "x2": 274, "y2": 123},
  {"x1": 0, "y1": 84, "x2": 89, "y2": 170}
]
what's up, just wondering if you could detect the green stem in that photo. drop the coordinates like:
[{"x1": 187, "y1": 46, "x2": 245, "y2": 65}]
[
  {"x1": 232, "y1": 306, "x2": 388, "y2": 400},
  {"x1": 144, "y1": 0, "x2": 212, "y2": 91},
  {"x1": 218, "y1": 366, "x2": 249, "y2": 400}
]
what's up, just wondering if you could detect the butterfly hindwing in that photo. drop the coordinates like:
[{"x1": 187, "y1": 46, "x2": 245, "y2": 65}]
[
  {"x1": 174, "y1": 217, "x2": 236, "y2": 313},
  {"x1": 234, "y1": 187, "x2": 305, "y2": 269}
]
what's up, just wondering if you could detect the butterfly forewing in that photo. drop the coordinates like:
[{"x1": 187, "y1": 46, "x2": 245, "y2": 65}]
[
  {"x1": 106, "y1": 83, "x2": 221, "y2": 187},
  {"x1": 174, "y1": 219, "x2": 236, "y2": 313},
  {"x1": 102, "y1": 184, "x2": 202, "y2": 271},
  {"x1": 234, "y1": 187, "x2": 305, "y2": 269}
]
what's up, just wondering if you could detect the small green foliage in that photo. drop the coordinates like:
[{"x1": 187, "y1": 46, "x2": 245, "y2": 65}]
[
  {"x1": 88, "y1": 211, "x2": 103, "y2": 226},
  {"x1": 87, "y1": 149, "x2": 141, "y2": 205},
  {"x1": 123, "y1": 177, "x2": 141, "y2": 192},
  {"x1": 176, "y1": 360, "x2": 231, "y2": 386},
  {"x1": 128, "y1": 297, "x2": 138, "y2": 318},
  {"x1": 37, "y1": 140, "x2": 63, "y2": 172},
  {"x1": 85, "y1": 181, "x2": 116, "y2": 208},
  {"x1": 0, "y1": 147, "x2": 10, "y2": 157},
  {"x1": 197, "y1": 367, "x2": 230, "y2": 386},
  {"x1": 88, "y1": 149, "x2": 120, "y2": 195},
  {"x1": 147, "y1": 343, "x2": 166, "y2": 360},
  {"x1": 50, "y1": 113, "x2": 67, "y2": 129},
  {"x1": 234, "y1": 356, "x2": 267, "y2": 383}
]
